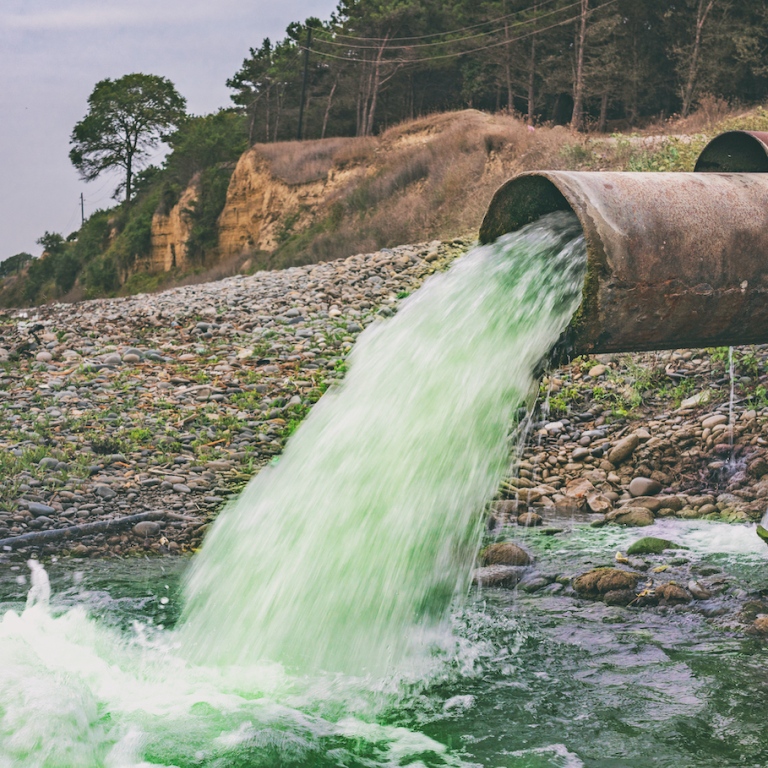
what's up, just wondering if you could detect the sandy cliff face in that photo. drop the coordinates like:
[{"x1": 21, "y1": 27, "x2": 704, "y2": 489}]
[
  {"x1": 147, "y1": 180, "x2": 199, "y2": 272},
  {"x1": 217, "y1": 148, "x2": 346, "y2": 259}
]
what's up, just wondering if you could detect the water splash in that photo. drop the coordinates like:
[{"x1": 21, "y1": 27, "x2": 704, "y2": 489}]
[{"x1": 180, "y1": 212, "x2": 587, "y2": 675}]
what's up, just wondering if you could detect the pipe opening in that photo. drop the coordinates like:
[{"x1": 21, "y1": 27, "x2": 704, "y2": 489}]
[
  {"x1": 479, "y1": 175, "x2": 575, "y2": 244},
  {"x1": 480, "y1": 168, "x2": 768, "y2": 356},
  {"x1": 694, "y1": 130, "x2": 768, "y2": 173}
]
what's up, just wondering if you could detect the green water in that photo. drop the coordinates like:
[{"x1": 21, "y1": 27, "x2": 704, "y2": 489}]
[
  {"x1": 180, "y1": 211, "x2": 587, "y2": 675},
  {"x1": 9, "y1": 211, "x2": 766, "y2": 766},
  {"x1": 3, "y1": 520, "x2": 768, "y2": 767},
  {"x1": 0, "y1": 212, "x2": 590, "y2": 767}
]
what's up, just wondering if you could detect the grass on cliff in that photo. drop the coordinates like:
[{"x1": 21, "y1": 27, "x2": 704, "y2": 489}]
[{"x1": 265, "y1": 104, "x2": 768, "y2": 270}]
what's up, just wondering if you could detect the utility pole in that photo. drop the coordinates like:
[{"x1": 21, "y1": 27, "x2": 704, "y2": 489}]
[
  {"x1": 297, "y1": 25, "x2": 313, "y2": 141},
  {"x1": 80, "y1": 193, "x2": 85, "y2": 225}
]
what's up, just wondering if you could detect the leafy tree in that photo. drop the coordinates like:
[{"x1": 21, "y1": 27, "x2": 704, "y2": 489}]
[
  {"x1": 0, "y1": 253, "x2": 33, "y2": 278},
  {"x1": 69, "y1": 73, "x2": 187, "y2": 202}
]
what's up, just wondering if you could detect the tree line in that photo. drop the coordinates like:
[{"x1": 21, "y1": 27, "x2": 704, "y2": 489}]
[
  {"x1": 4, "y1": 0, "x2": 768, "y2": 305},
  {"x1": 230, "y1": 0, "x2": 768, "y2": 139}
]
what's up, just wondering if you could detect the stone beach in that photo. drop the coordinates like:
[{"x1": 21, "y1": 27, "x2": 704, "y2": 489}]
[
  {"x1": 2, "y1": 239, "x2": 768, "y2": 635},
  {"x1": 0, "y1": 239, "x2": 464, "y2": 559}
]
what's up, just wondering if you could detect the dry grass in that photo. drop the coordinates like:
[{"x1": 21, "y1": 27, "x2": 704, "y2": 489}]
[
  {"x1": 269, "y1": 110, "x2": 580, "y2": 267},
  {"x1": 242, "y1": 102, "x2": 768, "y2": 271},
  {"x1": 255, "y1": 137, "x2": 376, "y2": 185}
]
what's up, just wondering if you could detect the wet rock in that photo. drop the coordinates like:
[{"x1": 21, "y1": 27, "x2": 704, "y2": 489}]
[
  {"x1": 628, "y1": 477, "x2": 662, "y2": 497},
  {"x1": 607, "y1": 434, "x2": 640, "y2": 465},
  {"x1": 491, "y1": 500, "x2": 521, "y2": 516},
  {"x1": 471, "y1": 565, "x2": 524, "y2": 588},
  {"x1": 480, "y1": 542, "x2": 531, "y2": 566},
  {"x1": 607, "y1": 507, "x2": 654, "y2": 526},
  {"x1": 603, "y1": 589, "x2": 636, "y2": 606},
  {"x1": 573, "y1": 568, "x2": 640, "y2": 597},
  {"x1": 626, "y1": 537, "x2": 683, "y2": 555},
  {"x1": 687, "y1": 580, "x2": 712, "y2": 600},
  {"x1": 554, "y1": 497, "x2": 582, "y2": 515},
  {"x1": 586, "y1": 493, "x2": 612, "y2": 513},
  {"x1": 517, "y1": 511, "x2": 543, "y2": 527},
  {"x1": 748, "y1": 457, "x2": 768, "y2": 479},
  {"x1": 655, "y1": 583, "x2": 692, "y2": 605},
  {"x1": 748, "y1": 616, "x2": 768, "y2": 636}
]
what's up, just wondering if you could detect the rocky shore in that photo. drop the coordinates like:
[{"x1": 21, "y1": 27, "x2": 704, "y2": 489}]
[
  {"x1": 2, "y1": 238, "x2": 768, "y2": 636},
  {"x1": 474, "y1": 346, "x2": 768, "y2": 634},
  {"x1": 0, "y1": 238, "x2": 465, "y2": 559}
]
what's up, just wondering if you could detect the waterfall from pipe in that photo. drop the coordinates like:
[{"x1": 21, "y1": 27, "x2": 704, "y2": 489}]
[
  {"x1": 179, "y1": 211, "x2": 587, "y2": 675},
  {"x1": 0, "y1": 211, "x2": 588, "y2": 767}
]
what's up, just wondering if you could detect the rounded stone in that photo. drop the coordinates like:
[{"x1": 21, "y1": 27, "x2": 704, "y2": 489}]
[
  {"x1": 607, "y1": 434, "x2": 640, "y2": 465},
  {"x1": 133, "y1": 521, "x2": 161, "y2": 537},
  {"x1": 626, "y1": 537, "x2": 681, "y2": 555},
  {"x1": 573, "y1": 568, "x2": 640, "y2": 596},
  {"x1": 122, "y1": 353, "x2": 142, "y2": 364},
  {"x1": 35, "y1": 351, "x2": 52, "y2": 363},
  {"x1": 517, "y1": 512, "x2": 543, "y2": 527},
  {"x1": 629, "y1": 477, "x2": 662, "y2": 497},
  {"x1": 655, "y1": 583, "x2": 691, "y2": 605},
  {"x1": 480, "y1": 542, "x2": 531, "y2": 566},
  {"x1": 471, "y1": 565, "x2": 524, "y2": 588}
]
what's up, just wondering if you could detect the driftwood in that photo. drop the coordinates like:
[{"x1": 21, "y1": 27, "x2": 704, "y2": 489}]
[{"x1": 0, "y1": 510, "x2": 166, "y2": 551}]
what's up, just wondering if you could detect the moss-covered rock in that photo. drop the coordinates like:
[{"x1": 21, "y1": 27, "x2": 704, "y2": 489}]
[{"x1": 627, "y1": 537, "x2": 686, "y2": 555}]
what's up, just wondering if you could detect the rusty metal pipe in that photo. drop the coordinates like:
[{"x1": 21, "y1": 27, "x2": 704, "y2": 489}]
[{"x1": 479, "y1": 170, "x2": 768, "y2": 357}]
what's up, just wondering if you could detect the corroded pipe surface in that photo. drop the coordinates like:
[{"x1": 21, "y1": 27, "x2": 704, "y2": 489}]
[
  {"x1": 694, "y1": 130, "x2": 768, "y2": 173},
  {"x1": 479, "y1": 171, "x2": 768, "y2": 357}
]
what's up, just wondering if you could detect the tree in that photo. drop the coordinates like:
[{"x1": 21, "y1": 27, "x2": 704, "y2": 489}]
[
  {"x1": 69, "y1": 73, "x2": 187, "y2": 203},
  {"x1": 679, "y1": 0, "x2": 718, "y2": 117}
]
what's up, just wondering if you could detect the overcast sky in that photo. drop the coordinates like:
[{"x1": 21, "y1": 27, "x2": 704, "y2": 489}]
[{"x1": 0, "y1": 0, "x2": 339, "y2": 259}]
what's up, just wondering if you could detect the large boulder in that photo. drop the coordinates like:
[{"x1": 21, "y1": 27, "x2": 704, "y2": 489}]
[
  {"x1": 606, "y1": 507, "x2": 655, "y2": 526},
  {"x1": 573, "y1": 568, "x2": 640, "y2": 597},
  {"x1": 480, "y1": 542, "x2": 531, "y2": 566}
]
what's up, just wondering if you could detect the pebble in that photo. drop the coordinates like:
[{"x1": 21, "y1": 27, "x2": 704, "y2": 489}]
[
  {"x1": 26, "y1": 502, "x2": 56, "y2": 517},
  {"x1": 702, "y1": 413, "x2": 728, "y2": 429},
  {"x1": 607, "y1": 434, "x2": 640, "y2": 465},
  {"x1": 133, "y1": 521, "x2": 161, "y2": 537}
]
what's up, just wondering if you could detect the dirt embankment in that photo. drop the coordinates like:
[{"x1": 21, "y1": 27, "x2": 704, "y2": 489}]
[{"x1": 145, "y1": 110, "x2": 612, "y2": 276}]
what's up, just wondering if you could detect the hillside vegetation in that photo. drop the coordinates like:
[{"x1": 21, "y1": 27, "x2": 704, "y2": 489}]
[{"x1": 3, "y1": 103, "x2": 768, "y2": 308}]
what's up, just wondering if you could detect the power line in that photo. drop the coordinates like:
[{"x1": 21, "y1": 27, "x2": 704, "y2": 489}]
[
  {"x1": 312, "y1": 0, "x2": 581, "y2": 51},
  {"x1": 312, "y1": 0, "x2": 562, "y2": 43},
  {"x1": 305, "y1": 1, "x2": 616, "y2": 65}
]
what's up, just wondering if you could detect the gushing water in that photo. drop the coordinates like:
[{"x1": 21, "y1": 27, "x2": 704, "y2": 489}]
[
  {"x1": 0, "y1": 212, "x2": 587, "y2": 766},
  {"x1": 179, "y1": 212, "x2": 587, "y2": 674}
]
